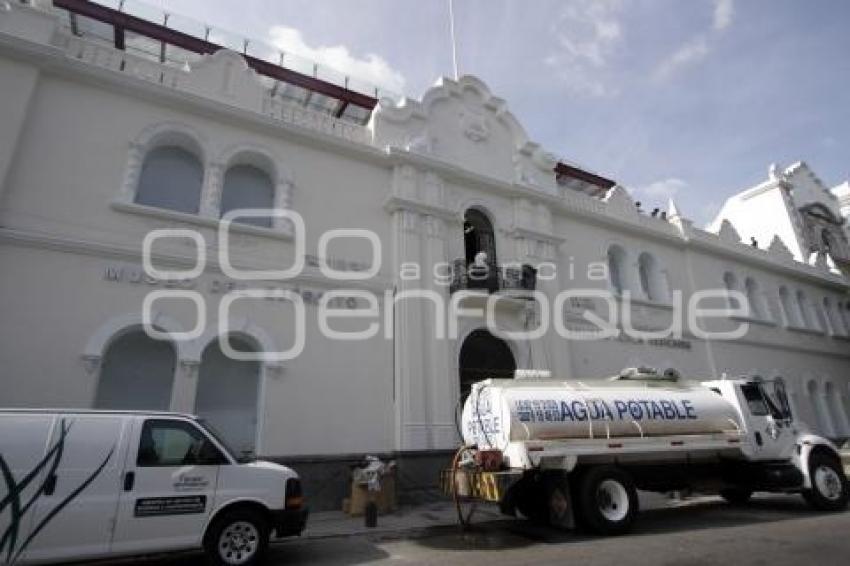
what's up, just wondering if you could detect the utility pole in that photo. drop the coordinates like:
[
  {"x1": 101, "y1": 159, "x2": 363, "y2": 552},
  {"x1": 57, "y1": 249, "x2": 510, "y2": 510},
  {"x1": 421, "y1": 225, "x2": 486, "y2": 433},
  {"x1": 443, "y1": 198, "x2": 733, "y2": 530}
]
[{"x1": 448, "y1": 0, "x2": 459, "y2": 80}]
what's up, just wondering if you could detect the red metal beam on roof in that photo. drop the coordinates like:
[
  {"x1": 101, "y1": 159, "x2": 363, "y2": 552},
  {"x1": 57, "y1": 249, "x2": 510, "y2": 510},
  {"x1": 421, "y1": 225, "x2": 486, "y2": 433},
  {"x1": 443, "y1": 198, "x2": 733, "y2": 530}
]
[
  {"x1": 53, "y1": 0, "x2": 378, "y2": 110},
  {"x1": 554, "y1": 162, "x2": 617, "y2": 192}
]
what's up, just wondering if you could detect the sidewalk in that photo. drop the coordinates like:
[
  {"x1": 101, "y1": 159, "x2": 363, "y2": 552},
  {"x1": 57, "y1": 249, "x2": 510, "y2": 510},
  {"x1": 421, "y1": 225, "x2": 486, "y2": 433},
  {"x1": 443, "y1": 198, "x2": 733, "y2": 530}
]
[
  {"x1": 299, "y1": 491, "x2": 689, "y2": 540},
  {"x1": 302, "y1": 501, "x2": 504, "y2": 539}
]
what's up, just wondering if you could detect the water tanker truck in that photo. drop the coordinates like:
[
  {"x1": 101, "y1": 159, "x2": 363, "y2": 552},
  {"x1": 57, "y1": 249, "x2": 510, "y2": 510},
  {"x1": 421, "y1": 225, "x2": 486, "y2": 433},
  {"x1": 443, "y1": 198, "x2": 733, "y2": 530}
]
[{"x1": 442, "y1": 367, "x2": 848, "y2": 535}]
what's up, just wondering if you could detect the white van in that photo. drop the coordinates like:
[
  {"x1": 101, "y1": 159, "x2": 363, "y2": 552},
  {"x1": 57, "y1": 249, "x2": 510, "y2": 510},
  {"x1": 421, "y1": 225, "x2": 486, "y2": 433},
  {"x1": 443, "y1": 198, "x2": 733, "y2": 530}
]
[{"x1": 0, "y1": 410, "x2": 308, "y2": 565}]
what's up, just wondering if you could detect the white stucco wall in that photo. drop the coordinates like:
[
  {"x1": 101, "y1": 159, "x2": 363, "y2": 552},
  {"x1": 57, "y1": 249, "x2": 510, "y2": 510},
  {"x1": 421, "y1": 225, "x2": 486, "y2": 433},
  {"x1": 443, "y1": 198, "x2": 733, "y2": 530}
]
[{"x1": 1, "y1": 2, "x2": 849, "y2": 458}]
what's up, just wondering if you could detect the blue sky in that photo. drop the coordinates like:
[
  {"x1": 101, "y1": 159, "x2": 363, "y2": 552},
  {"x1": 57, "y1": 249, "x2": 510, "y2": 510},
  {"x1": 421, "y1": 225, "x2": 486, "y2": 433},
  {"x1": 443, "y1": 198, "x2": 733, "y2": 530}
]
[{"x1": 159, "y1": 0, "x2": 850, "y2": 226}]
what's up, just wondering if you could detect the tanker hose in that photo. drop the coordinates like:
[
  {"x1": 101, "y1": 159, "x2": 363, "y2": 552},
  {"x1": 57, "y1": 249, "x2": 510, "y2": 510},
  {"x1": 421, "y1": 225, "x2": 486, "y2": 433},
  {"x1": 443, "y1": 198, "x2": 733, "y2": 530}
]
[{"x1": 450, "y1": 444, "x2": 478, "y2": 530}]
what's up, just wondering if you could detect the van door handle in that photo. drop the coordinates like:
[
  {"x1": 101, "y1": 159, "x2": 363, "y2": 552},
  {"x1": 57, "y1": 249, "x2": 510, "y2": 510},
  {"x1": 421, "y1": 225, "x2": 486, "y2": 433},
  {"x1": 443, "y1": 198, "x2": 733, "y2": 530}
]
[
  {"x1": 123, "y1": 471, "x2": 135, "y2": 492},
  {"x1": 44, "y1": 474, "x2": 57, "y2": 496}
]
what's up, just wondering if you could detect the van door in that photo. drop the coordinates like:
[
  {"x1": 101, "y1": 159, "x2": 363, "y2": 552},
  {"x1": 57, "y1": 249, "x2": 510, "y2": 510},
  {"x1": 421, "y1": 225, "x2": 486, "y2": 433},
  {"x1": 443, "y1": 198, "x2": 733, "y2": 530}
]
[
  {"x1": 0, "y1": 413, "x2": 56, "y2": 564},
  {"x1": 111, "y1": 417, "x2": 226, "y2": 554},
  {"x1": 15, "y1": 414, "x2": 131, "y2": 564}
]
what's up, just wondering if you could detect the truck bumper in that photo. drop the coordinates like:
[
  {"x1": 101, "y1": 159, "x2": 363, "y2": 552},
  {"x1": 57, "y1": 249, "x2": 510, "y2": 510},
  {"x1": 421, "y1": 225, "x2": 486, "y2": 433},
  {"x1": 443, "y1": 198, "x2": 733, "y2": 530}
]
[{"x1": 271, "y1": 507, "x2": 309, "y2": 537}]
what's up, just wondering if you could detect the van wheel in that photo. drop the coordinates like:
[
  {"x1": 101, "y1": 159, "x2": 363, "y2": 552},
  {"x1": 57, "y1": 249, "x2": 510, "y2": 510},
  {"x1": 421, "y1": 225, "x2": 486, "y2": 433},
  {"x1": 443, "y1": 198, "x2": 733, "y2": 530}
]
[
  {"x1": 576, "y1": 466, "x2": 638, "y2": 536},
  {"x1": 720, "y1": 487, "x2": 752, "y2": 505},
  {"x1": 205, "y1": 508, "x2": 270, "y2": 566},
  {"x1": 803, "y1": 454, "x2": 849, "y2": 511}
]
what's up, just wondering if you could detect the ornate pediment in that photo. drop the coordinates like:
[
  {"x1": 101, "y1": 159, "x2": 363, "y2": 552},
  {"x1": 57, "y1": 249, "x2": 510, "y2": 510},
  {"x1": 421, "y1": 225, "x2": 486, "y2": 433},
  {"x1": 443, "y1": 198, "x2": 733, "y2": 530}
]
[
  {"x1": 182, "y1": 49, "x2": 266, "y2": 112},
  {"x1": 603, "y1": 185, "x2": 638, "y2": 218},
  {"x1": 767, "y1": 235, "x2": 794, "y2": 261},
  {"x1": 717, "y1": 219, "x2": 742, "y2": 244},
  {"x1": 371, "y1": 75, "x2": 557, "y2": 193}
]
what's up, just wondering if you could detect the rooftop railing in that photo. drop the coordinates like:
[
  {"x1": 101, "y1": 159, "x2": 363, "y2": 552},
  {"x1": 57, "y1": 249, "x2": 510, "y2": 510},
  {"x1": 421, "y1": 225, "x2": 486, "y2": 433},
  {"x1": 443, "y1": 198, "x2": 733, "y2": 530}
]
[{"x1": 50, "y1": 0, "x2": 403, "y2": 124}]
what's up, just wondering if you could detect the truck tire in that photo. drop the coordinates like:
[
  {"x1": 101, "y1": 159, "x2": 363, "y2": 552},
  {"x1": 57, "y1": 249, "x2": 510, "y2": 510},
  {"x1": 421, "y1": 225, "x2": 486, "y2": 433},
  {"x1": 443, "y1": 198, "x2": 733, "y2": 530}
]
[
  {"x1": 515, "y1": 478, "x2": 549, "y2": 525},
  {"x1": 576, "y1": 466, "x2": 638, "y2": 535},
  {"x1": 803, "y1": 453, "x2": 849, "y2": 511},
  {"x1": 719, "y1": 487, "x2": 753, "y2": 505},
  {"x1": 204, "y1": 508, "x2": 270, "y2": 566}
]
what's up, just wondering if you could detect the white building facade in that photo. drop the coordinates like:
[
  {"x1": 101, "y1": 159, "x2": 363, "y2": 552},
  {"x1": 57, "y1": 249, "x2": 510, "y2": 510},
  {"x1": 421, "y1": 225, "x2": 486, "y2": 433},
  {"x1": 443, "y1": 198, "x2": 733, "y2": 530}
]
[{"x1": 1, "y1": 1, "x2": 850, "y2": 508}]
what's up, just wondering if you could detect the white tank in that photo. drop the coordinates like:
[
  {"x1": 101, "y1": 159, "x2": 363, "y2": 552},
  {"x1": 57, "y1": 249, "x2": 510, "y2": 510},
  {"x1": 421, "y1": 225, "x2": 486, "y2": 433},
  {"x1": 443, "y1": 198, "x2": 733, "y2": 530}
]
[{"x1": 461, "y1": 375, "x2": 743, "y2": 450}]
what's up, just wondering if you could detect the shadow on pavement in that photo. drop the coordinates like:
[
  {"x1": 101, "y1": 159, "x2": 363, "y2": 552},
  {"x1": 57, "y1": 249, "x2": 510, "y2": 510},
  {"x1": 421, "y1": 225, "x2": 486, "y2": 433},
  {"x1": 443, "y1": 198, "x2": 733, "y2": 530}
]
[
  {"x1": 95, "y1": 536, "x2": 392, "y2": 566},
  {"x1": 419, "y1": 494, "x2": 835, "y2": 548},
  {"x1": 405, "y1": 522, "x2": 536, "y2": 552}
]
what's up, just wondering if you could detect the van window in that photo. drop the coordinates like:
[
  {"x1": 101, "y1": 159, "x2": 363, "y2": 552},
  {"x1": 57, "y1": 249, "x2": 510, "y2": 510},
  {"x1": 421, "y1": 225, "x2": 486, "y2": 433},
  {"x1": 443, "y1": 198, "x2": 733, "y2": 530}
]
[
  {"x1": 137, "y1": 419, "x2": 228, "y2": 467},
  {"x1": 741, "y1": 384, "x2": 768, "y2": 416}
]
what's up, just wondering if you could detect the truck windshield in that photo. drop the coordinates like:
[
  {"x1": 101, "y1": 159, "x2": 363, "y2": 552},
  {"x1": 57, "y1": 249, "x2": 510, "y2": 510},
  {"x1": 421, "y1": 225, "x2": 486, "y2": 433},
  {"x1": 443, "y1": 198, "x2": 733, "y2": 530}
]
[
  {"x1": 759, "y1": 383, "x2": 790, "y2": 421},
  {"x1": 741, "y1": 384, "x2": 769, "y2": 416},
  {"x1": 197, "y1": 419, "x2": 253, "y2": 464}
]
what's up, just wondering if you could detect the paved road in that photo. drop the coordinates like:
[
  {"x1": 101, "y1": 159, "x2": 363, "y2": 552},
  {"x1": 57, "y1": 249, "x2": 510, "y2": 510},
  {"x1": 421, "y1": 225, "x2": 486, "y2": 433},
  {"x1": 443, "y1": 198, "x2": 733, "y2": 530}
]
[{"x1": 107, "y1": 495, "x2": 850, "y2": 566}]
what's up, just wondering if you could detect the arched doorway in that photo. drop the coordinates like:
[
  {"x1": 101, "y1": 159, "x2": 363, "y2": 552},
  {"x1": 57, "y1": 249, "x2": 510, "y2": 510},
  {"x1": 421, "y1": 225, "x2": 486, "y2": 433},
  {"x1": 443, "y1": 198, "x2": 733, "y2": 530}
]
[
  {"x1": 464, "y1": 208, "x2": 497, "y2": 267},
  {"x1": 195, "y1": 335, "x2": 261, "y2": 459},
  {"x1": 459, "y1": 329, "x2": 516, "y2": 400},
  {"x1": 95, "y1": 329, "x2": 176, "y2": 410}
]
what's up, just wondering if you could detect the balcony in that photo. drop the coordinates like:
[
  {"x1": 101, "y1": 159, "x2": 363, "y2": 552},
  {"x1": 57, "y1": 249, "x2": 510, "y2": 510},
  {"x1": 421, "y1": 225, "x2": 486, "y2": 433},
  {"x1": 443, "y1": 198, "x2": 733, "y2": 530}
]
[{"x1": 449, "y1": 259, "x2": 537, "y2": 294}]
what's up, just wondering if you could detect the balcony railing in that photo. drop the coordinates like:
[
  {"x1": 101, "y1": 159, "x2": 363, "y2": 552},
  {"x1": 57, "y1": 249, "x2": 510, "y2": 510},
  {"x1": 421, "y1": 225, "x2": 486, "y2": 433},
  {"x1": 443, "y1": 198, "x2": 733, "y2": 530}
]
[{"x1": 449, "y1": 259, "x2": 537, "y2": 294}]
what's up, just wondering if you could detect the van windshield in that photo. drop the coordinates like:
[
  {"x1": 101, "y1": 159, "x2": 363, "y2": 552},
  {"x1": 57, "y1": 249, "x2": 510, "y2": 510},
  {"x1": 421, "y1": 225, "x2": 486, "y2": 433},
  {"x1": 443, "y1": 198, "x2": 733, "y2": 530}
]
[{"x1": 196, "y1": 419, "x2": 253, "y2": 464}]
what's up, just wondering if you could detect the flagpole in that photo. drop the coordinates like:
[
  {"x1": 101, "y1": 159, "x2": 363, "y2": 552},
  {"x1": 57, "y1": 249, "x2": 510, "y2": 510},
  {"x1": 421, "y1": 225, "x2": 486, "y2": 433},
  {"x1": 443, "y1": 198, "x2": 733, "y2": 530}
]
[{"x1": 448, "y1": 0, "x2": 459, "y2": 80}]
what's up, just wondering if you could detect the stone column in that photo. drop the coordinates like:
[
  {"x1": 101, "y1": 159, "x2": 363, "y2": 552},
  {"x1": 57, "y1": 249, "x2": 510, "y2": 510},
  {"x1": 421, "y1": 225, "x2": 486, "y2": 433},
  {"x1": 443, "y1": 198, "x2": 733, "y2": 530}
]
[
  {"x1": 392, "y1": 207, "x2": 430, "y2": 451},
  {"x1": 169, "y1": 360, "x2": 200, "y2": 414},
  {"x1": 423, "y1": 214, "x2": 457, "y2": 449},
  {"x1": 273, "y1": 176, "x2": 295, "y2": 233},
  {"x1": 200, "y1": 161, "x2": 224, "y2": 219}
]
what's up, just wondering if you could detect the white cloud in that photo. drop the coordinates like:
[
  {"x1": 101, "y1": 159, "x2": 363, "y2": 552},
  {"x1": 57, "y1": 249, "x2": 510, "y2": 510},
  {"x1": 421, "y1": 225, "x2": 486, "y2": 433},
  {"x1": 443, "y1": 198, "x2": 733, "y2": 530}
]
[
  {"x1": 631, "y1": 178, "x2": 689, "y2": 202},
  {"x1": 267, "y1": 26, "x2": 406, "y2": 94},
  {"x1": 653, "y1": 36, "x2": 709, "y2": 81},
  {"x1": 653, "y1": 0, "x2": 734, "y2": 82},
  {"x1": 713, "y1": 0, "x2": 735, "y2": 31},
  {"x1": 544, "y1": 0, "x2": 626, "y2": 97}
]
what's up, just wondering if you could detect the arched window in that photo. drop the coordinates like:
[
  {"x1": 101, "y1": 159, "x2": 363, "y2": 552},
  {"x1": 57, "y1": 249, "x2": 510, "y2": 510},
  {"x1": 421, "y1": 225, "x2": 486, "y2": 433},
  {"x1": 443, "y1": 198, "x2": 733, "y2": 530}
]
[
  {"x1": 807, "y1": 380, "x2": 833, "y2": 437},
  {"x1": 779, "y1": 286, "x2": 798, "y2": 327},
  {"x1": 459, "y1": 329, "x2": 516, "y2": 401},
  {"x1": 831, "y1": 300, "x2": 849, "y2": 336},
  {"x1": 94, "y1": 329, "x2": 176, "y2": 410},
  {"x1": 826, "y1": 382, "x2": 849, "y2": 436},
  {"x1": 220, "y1": 164, "x2": 275, "y2": 228},
  {"x1": 841, "y1": 301, "x2": 850, "y2": 333},
  {"x1": 796, "y1": 290, "x2": 812, "y2": 328},
  {"x1": 822, "y1": 229, "x2": 836, "y2": 256},
  {"x1": 196, "y1": 335, "x2": 261, "y2": 458},
  {"x1": 607, "y1": 245, "x2": 628, "y2": 295},
  {"x1": 722, "y1": 272, "x2": 739, "y2": 310},
  {"x1": 135, "y1": 145, "x2": 203, "y2": 214},
  {"x1": 637, "y1": 252, "x2": 668, "y2": 302},
  {"x1": 744, "y1": 277, "x2": 764, "y2": 319},
  {"x1": 464, "y1": 208, "x2": 497, "y2": 266},
  {"x1": 823, "y1": 298, "x2": 838, "y2": 335}
]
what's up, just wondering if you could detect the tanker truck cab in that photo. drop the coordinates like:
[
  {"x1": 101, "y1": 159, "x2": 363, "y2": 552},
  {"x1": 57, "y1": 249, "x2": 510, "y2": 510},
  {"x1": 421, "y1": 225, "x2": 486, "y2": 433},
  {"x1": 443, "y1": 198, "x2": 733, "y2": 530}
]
[
  {"x1": 443, "y1": 369, "x2": 849, "y2": 536},
  {"x1": 0, "y1": 410, "x2": 308, "y2": 565},
  {"x1": 702, "y1": 377, "x2": 847, "y2": 508},
  {"x1": 701, "y1": 378, "x2": 798, "y2": 461}
]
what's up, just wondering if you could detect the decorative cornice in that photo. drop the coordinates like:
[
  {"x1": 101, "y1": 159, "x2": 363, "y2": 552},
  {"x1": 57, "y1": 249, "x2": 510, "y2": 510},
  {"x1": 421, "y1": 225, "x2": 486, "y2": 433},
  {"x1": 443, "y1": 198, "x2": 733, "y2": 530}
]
[
  {"x1": 0, "y1": 226, "x2": 392, "y2": 291},
  {"x1": 382, "y1": 194, "x2": 459, "y2": 222}
]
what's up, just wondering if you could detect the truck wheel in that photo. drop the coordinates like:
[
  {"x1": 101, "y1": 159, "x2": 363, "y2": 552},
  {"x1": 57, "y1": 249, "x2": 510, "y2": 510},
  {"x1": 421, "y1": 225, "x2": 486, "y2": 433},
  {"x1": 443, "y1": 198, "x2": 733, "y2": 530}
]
[
  {"x1": 803, "y1": 454, "x2": 849, "y2": 511},
  {"x1": 577, "y1": 466, "x2": 638, "y2": 535},
  {"x1": 719, "y1": 487, "x2": 752, "y2": 505},
  {"x1": 205, "y1": 508, "x2": 270, "y2": 566},
  {"x1": 515, "y1": 481, "x2": 549, "y2": 525}
]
